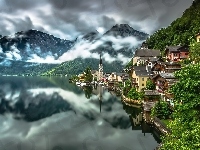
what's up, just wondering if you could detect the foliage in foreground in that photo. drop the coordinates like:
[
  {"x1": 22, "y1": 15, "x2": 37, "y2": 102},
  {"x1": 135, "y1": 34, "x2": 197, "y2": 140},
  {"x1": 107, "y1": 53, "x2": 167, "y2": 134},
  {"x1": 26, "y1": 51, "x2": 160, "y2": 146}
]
[
  {"x1": 189, "y1": 41, "x2": 200, "y2": 63},
  {"x1": 161, "y1": 64, "x2": 200, "y2": 150},
  {"x1": 151, "y1": 101, "x2": 172, "y2": 119}
]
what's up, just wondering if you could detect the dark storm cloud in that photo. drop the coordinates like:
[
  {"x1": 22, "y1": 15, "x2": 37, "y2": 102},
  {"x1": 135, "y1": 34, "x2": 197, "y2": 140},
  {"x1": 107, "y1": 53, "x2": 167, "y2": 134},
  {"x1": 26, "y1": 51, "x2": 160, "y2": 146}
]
[{"x1": 0, "y1": 0, "x2": 193, "y2": 39}]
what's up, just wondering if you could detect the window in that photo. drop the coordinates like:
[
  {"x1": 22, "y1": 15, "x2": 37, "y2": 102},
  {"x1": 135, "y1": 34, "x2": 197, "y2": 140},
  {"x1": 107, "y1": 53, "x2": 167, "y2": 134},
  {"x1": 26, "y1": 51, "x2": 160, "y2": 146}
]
[
  {"x1": 185, "y1": 53, "x2": 188, "y2": 55},
  {"x1": 142, "y1": 78, "x2": 144, "y2": 81},
  {"x1": 142, "y1": 84, "x2": 144, "y2": 86},
  {"x1": 137, "y1": 78, "x2": 138, "y2": 81},
  {"x1": 198, "y1": 38, "x2": 200, "y2": 42},
  {"x1": 174, "y1": 53, "x2": 177, "y2": 56}
]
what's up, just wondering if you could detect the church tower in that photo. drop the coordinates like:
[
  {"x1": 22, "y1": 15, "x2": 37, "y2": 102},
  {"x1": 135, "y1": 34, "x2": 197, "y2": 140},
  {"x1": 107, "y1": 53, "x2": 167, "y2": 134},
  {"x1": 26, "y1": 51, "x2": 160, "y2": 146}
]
[{"x1": 98, "y1": 54, "x2": 103, "y2": 81}]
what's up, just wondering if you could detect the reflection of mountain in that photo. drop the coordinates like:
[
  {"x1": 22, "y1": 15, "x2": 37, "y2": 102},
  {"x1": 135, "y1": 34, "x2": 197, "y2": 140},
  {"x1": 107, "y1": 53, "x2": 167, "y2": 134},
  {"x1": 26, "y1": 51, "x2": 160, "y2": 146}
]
[
  {"x1": 45, "y1": 77, "x2": 83, "y2": 94},
  {"x1": 0, "y1": 92, "x2": 72, "y2": 122}
]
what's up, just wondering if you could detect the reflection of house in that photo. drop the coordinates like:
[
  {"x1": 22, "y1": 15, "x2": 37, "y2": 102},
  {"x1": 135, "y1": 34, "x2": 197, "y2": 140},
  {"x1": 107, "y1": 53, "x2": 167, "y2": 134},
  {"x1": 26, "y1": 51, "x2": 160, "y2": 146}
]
[
  {"x1": 133, "y1": 49, "x2": 161, "y2": 65},
  {"x1": 130, "y1": 114, "x2": 143, "y2": 127},
  {"x1": 132, "y1": 66, "x2": 150, "y2": 91},
  {"x1": 165, "y1": 46, "x2": 189, "y2": 62}
]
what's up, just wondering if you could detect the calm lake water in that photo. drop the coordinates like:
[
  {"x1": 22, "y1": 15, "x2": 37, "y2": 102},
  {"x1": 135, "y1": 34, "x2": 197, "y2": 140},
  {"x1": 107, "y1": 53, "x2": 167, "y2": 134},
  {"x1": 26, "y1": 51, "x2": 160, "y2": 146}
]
[{"x1": 0, "y1": 76, "x2": 161, "y2": 150}]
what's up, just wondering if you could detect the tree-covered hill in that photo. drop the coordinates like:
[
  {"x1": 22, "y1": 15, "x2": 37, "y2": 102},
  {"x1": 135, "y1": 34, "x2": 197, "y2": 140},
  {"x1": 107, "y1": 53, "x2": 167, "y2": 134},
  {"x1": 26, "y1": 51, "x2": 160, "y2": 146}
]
[
  {"x1": 42, "y1": 58, "x2": 125, "y2": 76},
  {"x1": 146, "y1": 0, "x2": 200, "y2": 51}
]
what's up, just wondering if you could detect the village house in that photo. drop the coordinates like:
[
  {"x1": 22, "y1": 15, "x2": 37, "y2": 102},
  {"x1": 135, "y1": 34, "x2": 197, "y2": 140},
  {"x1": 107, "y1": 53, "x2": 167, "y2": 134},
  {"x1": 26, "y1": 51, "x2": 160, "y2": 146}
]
[
  {"x1": 165, "y1": 45, "x2": 189, "y2": 62},
  {"x1": 107, "y1": 72, "x2": 129, "y2": 83},
  {"x1": 151, "y1": 73, "x2": 178, "y2": 101},
  {"x1": 144, "y1": 90, "x2": 160, "y2": 102},
  {"x1": 133, "y1": 49, "x2": 161, "y2": 66},
  {"x1": 196, "y1": 32, "x2": 200, "y2": 42},
  {"x1": 132, "y1": 66, "x2": 150, "y2": 92},
  {"x1": 91, "y1": 70, "x2": 99, "y2": 81},
  {"x1": 78, "y1": 73, "x2": 85, "y2": 82},
  {"x1": 151, "y1": 62, "x2": 181, "y2": 74}
]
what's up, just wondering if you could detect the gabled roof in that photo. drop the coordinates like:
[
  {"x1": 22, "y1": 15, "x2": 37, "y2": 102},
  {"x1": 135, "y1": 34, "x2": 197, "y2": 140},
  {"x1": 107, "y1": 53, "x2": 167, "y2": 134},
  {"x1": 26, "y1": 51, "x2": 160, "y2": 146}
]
[
  {"x1": 91, "y1": 70, "x2": 98, "y2": 74},
  {"x1": 135, "y1": 70, "x2": 149, "y2": 77},
  {"x1": 134, "y1": 49, "x2": 161, "y2": 57},
  {"x1": 133, "y1": 66, "x2": 147, "y2": 71},
  {"x1": 160, "y1": 73, "x2": 175, "y2": 79},
  {"x1": 116, "y1": 73, "x2": 129, "y2": 77},
  {"x1": 144, "y1": 90, "x2": 160, "y2": 96},
  {"x1": 166, "y1": 45, "x2": 189, "y2": 52},
  {"x1": 133, "y1": 66, "x2": 150, "y2": 77}
]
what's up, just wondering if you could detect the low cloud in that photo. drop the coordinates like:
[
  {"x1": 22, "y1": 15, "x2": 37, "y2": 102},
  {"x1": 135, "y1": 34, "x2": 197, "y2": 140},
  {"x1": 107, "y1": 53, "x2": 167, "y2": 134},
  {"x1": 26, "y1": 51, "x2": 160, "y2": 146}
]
[{"x1": 58, "y1": 35, "x2": 143, "y2": 64}]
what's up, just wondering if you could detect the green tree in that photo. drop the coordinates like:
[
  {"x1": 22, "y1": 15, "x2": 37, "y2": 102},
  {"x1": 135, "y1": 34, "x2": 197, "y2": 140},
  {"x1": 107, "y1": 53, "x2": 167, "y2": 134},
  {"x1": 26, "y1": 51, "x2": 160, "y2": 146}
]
[
  {"x1": 125, "y1": 58, "x2": 133, "y2": 68},
  {"x1": 161, "y1": 64, "x2": 200, "y2": 149},
  {"x1": 189, "y1": 41, "x2": 200, "y2": 63},
  {"x1": 146, "y1": 79, "x2": 156, "y2": 90},
  {"x1": 146, "y1": 1, "x2": 200, "y2": 51},
  {"x1": 84, "y1": 67, "x2": 93, "y2": 82},
  {"x1": 127, "y1": 88, "x2": 144, "y2": 100},
  {"x1": 151, "y1": 101, "x2": 172, "y2": 119}
]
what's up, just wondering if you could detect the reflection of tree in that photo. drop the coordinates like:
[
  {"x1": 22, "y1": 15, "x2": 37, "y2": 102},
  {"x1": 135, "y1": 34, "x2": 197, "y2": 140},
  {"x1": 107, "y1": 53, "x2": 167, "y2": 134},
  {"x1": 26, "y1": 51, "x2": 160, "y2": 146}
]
[{"x1": 83, "y1": 86, "x2": 93, "y2": 99}]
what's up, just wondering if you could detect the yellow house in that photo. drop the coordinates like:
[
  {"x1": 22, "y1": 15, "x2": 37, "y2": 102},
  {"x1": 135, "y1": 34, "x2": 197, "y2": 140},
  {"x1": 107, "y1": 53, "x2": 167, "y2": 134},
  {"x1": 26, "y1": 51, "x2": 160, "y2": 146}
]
[
  {"x1": 78, "y1": 73, "x2": 85, "y2": 82},
  {"x1": 132, "y1": 66, "x2": 150, "y2": 92},
  {"x1": 196, "y1": 33, "x2": 200, "y2": 42}
]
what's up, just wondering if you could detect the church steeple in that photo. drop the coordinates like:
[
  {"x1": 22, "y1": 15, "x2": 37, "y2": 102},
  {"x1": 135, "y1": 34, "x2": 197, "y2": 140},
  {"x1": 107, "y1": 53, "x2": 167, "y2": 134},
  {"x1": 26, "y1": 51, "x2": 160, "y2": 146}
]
[
  {"x1": 98, "y1": 54, "x2": 103, "y2": 81},
  {"x1": 100, "y1": 54, "x2": 102, "y2": 64}
]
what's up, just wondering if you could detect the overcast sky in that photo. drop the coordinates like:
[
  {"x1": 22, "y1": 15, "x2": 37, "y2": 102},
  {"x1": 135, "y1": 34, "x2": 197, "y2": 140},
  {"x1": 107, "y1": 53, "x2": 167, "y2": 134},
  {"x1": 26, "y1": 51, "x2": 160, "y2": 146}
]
[{"x1": 0, "y1": 0, "x2": 193, "y2": 40}]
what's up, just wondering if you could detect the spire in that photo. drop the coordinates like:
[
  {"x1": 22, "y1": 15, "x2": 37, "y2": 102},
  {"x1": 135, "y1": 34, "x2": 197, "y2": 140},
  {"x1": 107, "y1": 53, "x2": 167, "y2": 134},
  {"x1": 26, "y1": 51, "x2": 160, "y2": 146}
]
[
  {"x1": 99, "y1": 97, "x2": 102, "y2": 113},
  {"x1": 100, "y1": 54, "x2": 102, "y2": 65}
]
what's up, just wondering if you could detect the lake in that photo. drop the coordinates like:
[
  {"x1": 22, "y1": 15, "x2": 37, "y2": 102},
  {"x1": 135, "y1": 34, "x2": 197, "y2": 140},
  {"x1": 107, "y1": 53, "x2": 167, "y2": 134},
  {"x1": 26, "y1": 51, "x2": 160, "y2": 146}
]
[{"x1": 0, "y1": 76, "x2": 161, "y2": 150}]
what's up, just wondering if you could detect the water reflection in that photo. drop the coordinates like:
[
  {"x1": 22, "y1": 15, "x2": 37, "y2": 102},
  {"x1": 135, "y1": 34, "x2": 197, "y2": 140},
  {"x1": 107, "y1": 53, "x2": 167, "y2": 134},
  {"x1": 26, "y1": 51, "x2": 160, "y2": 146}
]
[
  {"x1": 0, "y1": 76, "x2": 159, "y2": 150},
  {"x1": 82, "y1": 86, "x2": 93, "y2": 99}
]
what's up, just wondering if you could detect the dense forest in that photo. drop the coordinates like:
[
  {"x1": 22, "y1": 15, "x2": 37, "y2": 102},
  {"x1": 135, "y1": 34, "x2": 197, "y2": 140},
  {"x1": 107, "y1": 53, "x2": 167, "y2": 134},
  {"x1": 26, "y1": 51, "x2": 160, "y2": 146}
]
[{"x1": 146, "y1": 0, "x2": 200, "y2": 51}]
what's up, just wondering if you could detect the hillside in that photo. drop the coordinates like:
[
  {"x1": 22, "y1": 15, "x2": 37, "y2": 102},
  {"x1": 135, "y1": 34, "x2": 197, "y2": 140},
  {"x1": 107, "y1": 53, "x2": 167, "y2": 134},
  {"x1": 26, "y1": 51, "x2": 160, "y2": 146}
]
[
  {"x1": 146, "y1": 0, "x2": 200, "y2": 51},
  {"x1": 42, "y1": 58, "x2": 124, "y2": 76},
  {"x1": 0, "y1": 59, "x2": 57, "y2": 76}
]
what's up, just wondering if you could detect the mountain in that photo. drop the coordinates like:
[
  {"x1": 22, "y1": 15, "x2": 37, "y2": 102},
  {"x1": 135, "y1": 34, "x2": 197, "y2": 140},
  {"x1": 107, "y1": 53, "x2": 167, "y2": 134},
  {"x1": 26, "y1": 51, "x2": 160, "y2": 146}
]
[
  {"x1": 146, "y1": 0, "x2": 199, "y2": 51},
  {"x1": 82, "y1": 31, "x2": 100, "y2": 41},
  {"x1": 43, "y1": 24, "x2": 149, "y2": 75},
  {"x1": 104, "y1": 24, "x2": 148, "y2": 40},
  {"x1": 0, "y1": 30, "x2": 75, "y2": 75},
  {"x1": 0, "y1": 24, "x2": 148, "y2": 75},
  {"x1": 0, "y1": 29, "x2": 74, "y2": 61}
]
